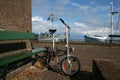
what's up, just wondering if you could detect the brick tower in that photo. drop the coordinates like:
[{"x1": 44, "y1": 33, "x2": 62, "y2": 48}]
[{"x1": 0, "y1": 0, "x2": 31, "y2": 32}]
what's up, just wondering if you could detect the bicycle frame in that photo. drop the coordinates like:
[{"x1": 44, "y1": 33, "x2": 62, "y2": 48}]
[
  {"x1": 49, "y1": 29, "x2": 56, "y2": 51},
  {"x1": 46, "y1": 18, "x2": 80, "y2": 76},
  {"x1": 65, "y1": 24, "x2": 71, "y2": 57},
  {"x1": 60, "y1": 18, "x2": 73, "y2": 63},
  {"x1": 52, "y1": 32, "x2": 55, "y2": 51},
  {"x1": 49, "y1": 29, "x2": 59, "y2": 63}
]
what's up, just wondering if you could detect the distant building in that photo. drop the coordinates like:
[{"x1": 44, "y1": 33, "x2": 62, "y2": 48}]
[
  {"x1": 38, "y1": 32, "x2": 52, "y2": 39},
  {"x1": 38, "y1": 33, "x2": 66, "y2": 42},
  {"x1": 55, "y1": 34, "x2": 66, "y2": 42}
]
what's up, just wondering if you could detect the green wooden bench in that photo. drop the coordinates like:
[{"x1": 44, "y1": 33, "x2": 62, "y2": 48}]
[
  {"x1": 0, "y1": 48, "x2": 46, "y2": 66},
  {"x1": 0, "y1": 31, "x2": 47, "y2": 78}
]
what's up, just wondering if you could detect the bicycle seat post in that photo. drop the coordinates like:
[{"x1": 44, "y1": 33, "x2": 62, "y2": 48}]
[{"x1": 49, "y1": 29, "x2": 57, "y2": 51}]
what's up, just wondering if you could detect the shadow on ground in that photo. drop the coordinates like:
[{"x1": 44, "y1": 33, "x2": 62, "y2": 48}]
[
  {"x1": 69, "y1": 70, "x2": 94, "y2": 80},
  {"x1": 47, "y1": 65, "x2": 64, "y2": 75},
  {"x1": 48, "y1": 66, "x2": 94, "y2": 80}
]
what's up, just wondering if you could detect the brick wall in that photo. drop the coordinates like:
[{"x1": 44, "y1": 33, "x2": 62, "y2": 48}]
[
  {"x1": 0, "y1": 0, "x2": 31, "y2": 32},
  {"x1": 0, "y1": 0, "x2": 32, "y2": 51}
]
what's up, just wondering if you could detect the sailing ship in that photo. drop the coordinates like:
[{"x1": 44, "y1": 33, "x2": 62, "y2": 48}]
[
  {"x1": 84, "y1": 0, "x2": 119, "y2": 43},
  {"x1": 84, "y1": 35, "x2": 107, "y2": 43}
]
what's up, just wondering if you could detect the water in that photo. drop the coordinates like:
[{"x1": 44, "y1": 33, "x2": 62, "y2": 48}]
[{"x1": 70, "y1": 39, "x2": 85, "y2": 43}]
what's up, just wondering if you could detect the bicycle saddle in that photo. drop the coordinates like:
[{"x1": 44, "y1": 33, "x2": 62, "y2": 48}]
[{"x1": 49, "y1": 29, "x2": 57, "y2": 34}]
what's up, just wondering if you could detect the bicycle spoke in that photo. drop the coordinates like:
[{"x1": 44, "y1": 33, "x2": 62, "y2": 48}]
[{"x1": 61, "y1": 56, "x2": 80, "y2": 76}]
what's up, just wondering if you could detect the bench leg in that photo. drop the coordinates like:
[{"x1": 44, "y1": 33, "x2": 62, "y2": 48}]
[{"x1": 0, "y1": 66, "x2": 10, "y2": 80}]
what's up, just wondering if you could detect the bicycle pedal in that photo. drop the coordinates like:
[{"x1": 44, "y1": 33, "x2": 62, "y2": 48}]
[{"x1": 47, "y1": 65, "x2": 52, "y2": 70}]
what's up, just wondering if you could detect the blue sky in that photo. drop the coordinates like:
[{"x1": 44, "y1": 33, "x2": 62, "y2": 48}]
[{"x1": 32, "y1": 0, "x2": 120, "y2": 39}]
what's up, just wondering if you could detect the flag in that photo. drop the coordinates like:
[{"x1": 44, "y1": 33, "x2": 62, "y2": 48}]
[{"x1": 47, "y1": 13, "x2": 54, "y2": 22}]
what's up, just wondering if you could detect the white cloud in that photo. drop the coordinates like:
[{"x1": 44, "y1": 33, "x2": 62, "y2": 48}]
[
  {"x1": 32, "y1": 16, "x2": 51, "y2": 33},
  {"x1": 71, "y1": 3, "x2": 79, "y2": 7},
  {"x1": 74, "y1": 22, "x2": 87, "y2": 27},
  {"x1": 70, "y1": 23, "x2": 111, "y2": 37},
  {"x1": 71, "y1": 3, "x2": 89, "y2": 11},
  {"x1": 32, "y1": 16, "x2": 43, "y2": 22},
  {"x1": 93, "y1": 5, "x2": 109, "y2": 11},
  {"x1": 79, "y1": 5, "x2": 89, "y2": 11},
  {"x1": 59, "y1": 0, "x2": 70, "y2": 4},
  {"x1": 84, "y1": 29, "x2": 103, "y2": 34},
  {"x1": 71, "y1": 2, "x2": 109, "y2": 12},
  {"x1": 32, "y1": 16, "x2": 65, "y2": 34},
  {"x1": 82, "y1": 27, "x2": 111, "y2": 36}
]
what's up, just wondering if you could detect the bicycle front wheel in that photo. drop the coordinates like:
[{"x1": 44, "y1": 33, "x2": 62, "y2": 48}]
[{"x1": 60, "y1": 56, "x2": 80, "y2": 76}]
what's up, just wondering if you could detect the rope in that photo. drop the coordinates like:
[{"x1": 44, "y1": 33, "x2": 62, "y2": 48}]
[{"x1": 115, "y1": 13, "x2": 120, "y2": 34}]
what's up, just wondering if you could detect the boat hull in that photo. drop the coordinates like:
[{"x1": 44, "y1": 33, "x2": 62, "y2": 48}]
[{"x1": 84, "y1": 35, "x2": 107, "y2": 43}]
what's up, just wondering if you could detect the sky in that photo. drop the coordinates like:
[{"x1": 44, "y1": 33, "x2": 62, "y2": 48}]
[{"x1": 32, "y1": 0, "x2": 120, "y2": 39}]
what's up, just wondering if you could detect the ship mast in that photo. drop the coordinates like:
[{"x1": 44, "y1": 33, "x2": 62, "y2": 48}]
[
  {"x1": 109, "y1": 0, "x2": 119, "y2": 46},
  {"x1": 109, "y1": 0, "x2": 114, "y2": 46},
  {"x1": 111, "y1": 0, "x2": 114, "y2": 35}
]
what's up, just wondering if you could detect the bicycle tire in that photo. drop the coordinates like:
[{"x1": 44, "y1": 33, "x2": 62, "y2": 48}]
[{"x1": 60, "y1": 55, "x2": 80, "y2": 76}]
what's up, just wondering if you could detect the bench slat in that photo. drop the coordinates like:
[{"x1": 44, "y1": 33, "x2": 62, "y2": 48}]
[
  {"x1": 32, "y1": 48, "x2": 46, "y2": 54},
  {"x1": 0, "y1": 48, "x2": 47, "y2": 66},
  {"x1": 0, "y1": 31, "x2": 35, "y2": 40},
  {"x1": 0, "y1": 50, "x2": 32, "y2": 66}
]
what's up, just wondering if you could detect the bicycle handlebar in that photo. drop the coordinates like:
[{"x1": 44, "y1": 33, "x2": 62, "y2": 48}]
[{"x1": 60, "y1": 18, "x2": 71, "y2": 30}]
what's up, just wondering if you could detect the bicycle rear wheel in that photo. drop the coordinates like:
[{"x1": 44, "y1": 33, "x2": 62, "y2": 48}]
[{"x1": 60, "y1": 56, "x2": 80, "y2": 76}]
